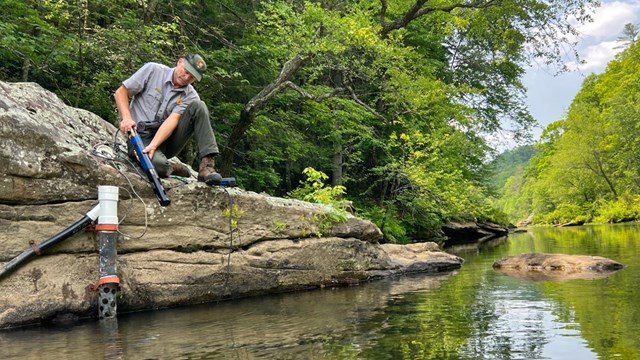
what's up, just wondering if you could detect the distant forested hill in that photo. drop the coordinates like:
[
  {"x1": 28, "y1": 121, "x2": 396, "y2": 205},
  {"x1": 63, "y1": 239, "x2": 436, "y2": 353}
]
[{"x1": 488, "y1": 145, "x2": 537, "y2": 193}]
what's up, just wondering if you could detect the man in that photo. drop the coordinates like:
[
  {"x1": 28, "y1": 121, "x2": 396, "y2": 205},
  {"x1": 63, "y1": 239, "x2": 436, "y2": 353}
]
[{"x1": 115, "y1": 54, "x2": 222, "y2": 185}]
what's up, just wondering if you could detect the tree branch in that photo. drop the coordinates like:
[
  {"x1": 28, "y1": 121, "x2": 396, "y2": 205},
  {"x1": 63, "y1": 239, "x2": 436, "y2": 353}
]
[
  {"x1": 591, "y1": 150, "x2": 618, "y2": 199},
  {"x1": 283, "y1": 81, "x2": 345, "y2": 101},
  {"x1": 344, "y1": 83, "x2": 387, "y2": 121},
  {"x1": 380, "y1": 0, "x2": 498, "y2": 37},
  {"x1": 243, "y1": 53, "x2": 312, "y2": 113},
  {"x1": 380, "y1": 0, "x2": 388, "y2": 27},
  {"x1": 220, "y1": 53, "x2": 312, "y2": 174}
]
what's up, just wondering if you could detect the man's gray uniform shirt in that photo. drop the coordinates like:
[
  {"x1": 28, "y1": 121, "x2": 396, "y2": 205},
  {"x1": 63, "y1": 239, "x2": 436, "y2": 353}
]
[{"x1": 122, "y1": 62, "x2": 200, "y2": 127}]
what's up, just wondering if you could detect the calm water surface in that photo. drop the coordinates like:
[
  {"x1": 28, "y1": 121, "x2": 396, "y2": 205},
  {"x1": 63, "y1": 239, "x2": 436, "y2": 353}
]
[{"x1": 2, "y1": 224, "x2": 640, "y2": 359}]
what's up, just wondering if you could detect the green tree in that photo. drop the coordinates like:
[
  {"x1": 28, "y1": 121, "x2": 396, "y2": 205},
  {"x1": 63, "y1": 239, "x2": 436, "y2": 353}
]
[
  {"x1": 0, "y1": 0, "x2": 601, "y2": 239},
  {"x1": 615, "y1": 22, "x2": 639, "y2": 49},
  {"x1": 498, "y1": 41, "x2": 640, "y2": 225},
  {"x1": 488, "y1": 145, "x2": 537, "y2": 192},
  {"x1": 218, "y1": 0, "x2": 600, "y2": 174}
]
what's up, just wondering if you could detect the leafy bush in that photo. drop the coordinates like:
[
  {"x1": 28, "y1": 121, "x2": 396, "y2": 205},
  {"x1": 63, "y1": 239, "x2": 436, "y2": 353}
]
[
  {"x1": 357, "y1": 204, "x2": 410, "y2": 244},
  {"x1": 289, "y1": 167, "x2": 349, "y2": 208},
  {"x1": 594, "y1": 195, "x2": 640, "y2": 223},
  {"x1": 541, "y1": 202, "x2": 587, "y2": 225},
  {"x1": 476, "y1": 206, "x2": 511, "y2": 227},
  {"x1": 288, "y1": 167, "x2": 350, "y2": 235}
]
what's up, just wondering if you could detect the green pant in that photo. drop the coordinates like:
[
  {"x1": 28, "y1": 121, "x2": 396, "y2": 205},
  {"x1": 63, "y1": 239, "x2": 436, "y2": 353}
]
[{"x1": 130, "y1": 100, "x2": 219, "y2": 177}]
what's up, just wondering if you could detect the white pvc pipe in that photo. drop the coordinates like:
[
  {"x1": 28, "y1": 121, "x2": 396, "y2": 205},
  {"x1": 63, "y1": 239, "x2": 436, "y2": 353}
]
[
  {"x1": 98, "y1": 185, "x2": 119, "y2": 225},
  {"x1": 86, "y1": 204, "x2": 101, "y2": 221}
]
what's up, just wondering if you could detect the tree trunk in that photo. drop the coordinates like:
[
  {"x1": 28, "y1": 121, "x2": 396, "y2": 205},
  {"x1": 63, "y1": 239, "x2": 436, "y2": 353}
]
[
  {"x1": 332, "y1": 116, "x2": 343, "y2": 187},
  {"x1": 285, "y1": 160, "x2": 292, "y2": 193},
  {"x1": 591, "y1": 150, "x2": 618, "y2": 200},
  {"x1": 219, "y1": 108, "x2": 253, "y2": 176},
  {"x1": 20, "y1": 58, "x2": 29, "y2": 82},
  {"x1": 333, "y1": 143, "x2": 343, "y2": 187},
  {"x1": 144, "y1": 0, "x2": 159, "y2": 24},
  {"x1": 219, "y1": 54, "x2": 310, "y2": 175}
]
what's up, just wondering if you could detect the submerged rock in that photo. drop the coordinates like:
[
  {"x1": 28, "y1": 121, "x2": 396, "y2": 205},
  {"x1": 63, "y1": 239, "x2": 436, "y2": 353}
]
[
  {"x1": 0, "y1": 81, "x2": 463, "y2": 329},
  {"x1": 493, "y1": 252, "x2": 624, "y2": 281}
]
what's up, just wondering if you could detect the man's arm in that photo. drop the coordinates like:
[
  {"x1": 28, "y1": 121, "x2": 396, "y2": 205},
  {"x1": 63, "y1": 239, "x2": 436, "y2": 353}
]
[
  {"x1": 115, "y1": 85, "x2": 136, "y2": 133},
  {"x1": 143, "y1": 112, "x2": 181, "y2": 160}
]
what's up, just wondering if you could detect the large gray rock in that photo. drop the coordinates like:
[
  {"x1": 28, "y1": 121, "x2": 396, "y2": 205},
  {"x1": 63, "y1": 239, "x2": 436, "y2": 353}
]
[
  {"x1": 0, "y1": 82, "x2": 463, "y2": 329},
  {"x1": 493, "y1": 252, "x2": 624, "y2": 281},
  {"x1": 442, "y1": 221, "x2": 508, "y2": 246}
]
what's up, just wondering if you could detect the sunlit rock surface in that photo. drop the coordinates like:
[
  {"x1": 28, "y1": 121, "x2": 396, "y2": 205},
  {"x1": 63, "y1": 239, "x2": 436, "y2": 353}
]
[{"x1": 493, "y1": 252, "x2": 624, "y2": 281}]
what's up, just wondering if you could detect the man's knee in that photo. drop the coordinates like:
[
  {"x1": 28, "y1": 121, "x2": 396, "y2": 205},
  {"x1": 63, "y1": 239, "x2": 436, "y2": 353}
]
[
  {"x1": 187, "y1": 100, "x2": 209, "y2": 118},
  {"x1": 152, "y1": 155, "x2": 171, "y2": 178}
]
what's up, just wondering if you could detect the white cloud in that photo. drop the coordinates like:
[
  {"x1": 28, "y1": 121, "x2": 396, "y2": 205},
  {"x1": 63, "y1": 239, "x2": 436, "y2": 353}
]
[
  {"x1": 568, "y1": 1, "x2": 640, "y2": 71},
  {"x1": 575, "y1": 1, "x2": 640, "y2": 39},
  {"x1": 531, "y1": 1, "x2": 640, "y2": 72},
  {"x1": 567, "y1": 40, "x2": 624, "y2": 71},
  {"x1": 517, "y1": 1, "x2": 640, "y2": 146}
]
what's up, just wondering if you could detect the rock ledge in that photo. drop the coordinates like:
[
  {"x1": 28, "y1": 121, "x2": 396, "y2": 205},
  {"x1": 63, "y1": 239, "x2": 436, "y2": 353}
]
[{"x1": 0, "y1": 81, "x2": 463, "y2": 329}]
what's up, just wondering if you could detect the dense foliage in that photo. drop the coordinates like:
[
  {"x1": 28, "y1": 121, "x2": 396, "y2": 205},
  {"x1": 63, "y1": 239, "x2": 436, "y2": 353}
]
[
  {"x1": 0, "y1": 0, "x2": 598, "y2": 240},
  {"x1": 487, "y1": 145, "x2": 537, "y2": 193},
  {"x1": 497, "y1": 40, "x2": 640, "y2": 225}
]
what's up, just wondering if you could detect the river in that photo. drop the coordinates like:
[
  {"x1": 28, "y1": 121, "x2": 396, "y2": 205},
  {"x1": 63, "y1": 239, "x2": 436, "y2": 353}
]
[{"x1": 2, "y1": 223, "x2": 639, "y2": 359}]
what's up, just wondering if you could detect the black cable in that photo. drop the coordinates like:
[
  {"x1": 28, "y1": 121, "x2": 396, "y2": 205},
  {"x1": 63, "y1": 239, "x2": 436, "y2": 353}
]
[
  {"x1": 96, "y1": 128, "x2": 150, "y2": 239},
  {"x1": 220, "y1": 187, "x2": 235, "y2": 298},
  {"x1": 112, "y1": 127, "x2": 236, "y2": 294}
]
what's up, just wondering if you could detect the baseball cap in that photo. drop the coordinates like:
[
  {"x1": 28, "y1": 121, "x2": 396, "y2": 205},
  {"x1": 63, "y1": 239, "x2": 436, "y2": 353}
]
[{"x1": 183, "y1": 54, "x2": 206, "y2": 81}]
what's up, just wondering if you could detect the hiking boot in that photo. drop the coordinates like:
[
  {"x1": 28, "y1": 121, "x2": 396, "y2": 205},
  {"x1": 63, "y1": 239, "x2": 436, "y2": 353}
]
[
  {"x1": 198, "y1": 156, "x2": 222, "y2": 185},
  {"x1": 170, "y1": 161, "x2": 192, "y2": 178}
]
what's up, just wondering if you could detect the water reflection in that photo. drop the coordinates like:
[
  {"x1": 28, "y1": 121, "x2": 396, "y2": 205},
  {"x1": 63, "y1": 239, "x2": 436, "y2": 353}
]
[
  {"x1": 0, "y1": 272, "x2": 456, "y2": 359},
  {"x1": 493, "y1": 267, "x2": 621, "y2": 281},
  {"x1": 445, "y1": 235, "x2": 509, "y2": 254},
  {"x1": 2, "y1": 224, "x2": 640, "y2": 359},
  {"x1": 100, "y1": 319, "x2": 124, "y2": 360}
]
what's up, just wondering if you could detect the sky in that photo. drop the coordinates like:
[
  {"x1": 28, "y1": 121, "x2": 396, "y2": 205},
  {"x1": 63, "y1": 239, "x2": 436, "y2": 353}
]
[{"x1": 499, "y1": 0, "x2": 640, "y2": 149}]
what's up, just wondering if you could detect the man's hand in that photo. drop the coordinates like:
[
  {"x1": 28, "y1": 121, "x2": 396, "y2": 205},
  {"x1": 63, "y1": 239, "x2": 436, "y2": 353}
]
[
  {"x1": 143, "y1": 144, "x2": 157, "y2": 160},
  {"x1": 119, "y1": 117, "x2": 136, "y2": 133},
  {"x1": 115, "y1": 85, "x2": 136, "y2": 133}
]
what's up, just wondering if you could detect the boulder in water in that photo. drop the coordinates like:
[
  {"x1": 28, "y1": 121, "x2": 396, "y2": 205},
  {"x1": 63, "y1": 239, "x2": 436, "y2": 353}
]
[{"x1": 493, "y1": 252, "x2": 624, "y2": 281}]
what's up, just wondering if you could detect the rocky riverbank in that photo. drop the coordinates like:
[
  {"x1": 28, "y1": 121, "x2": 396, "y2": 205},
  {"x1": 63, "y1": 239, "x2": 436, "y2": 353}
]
[{"x1": 0, "y1": 81, "x2": 463, "y2": 329}]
